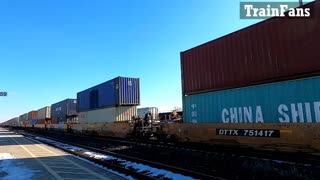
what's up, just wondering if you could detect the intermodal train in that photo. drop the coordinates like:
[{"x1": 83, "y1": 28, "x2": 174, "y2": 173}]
[{"x1": 2, "y1": 1, "x2": 320, "y2": 153}]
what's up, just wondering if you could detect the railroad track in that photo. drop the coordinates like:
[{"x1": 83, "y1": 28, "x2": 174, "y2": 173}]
[
  {"x1": 19, "y1": 129, "x2": 224, "y2": 180},
  {"x1": 17, "y1": 128, "x2": 320, "y2": 179}
]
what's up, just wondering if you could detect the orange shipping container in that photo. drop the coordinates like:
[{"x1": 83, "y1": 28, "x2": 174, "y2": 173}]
[{"x1": 28, "y1": 111, "x2": 38, "y2": 120}]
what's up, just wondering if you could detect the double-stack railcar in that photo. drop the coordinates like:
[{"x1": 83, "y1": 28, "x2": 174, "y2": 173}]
[
  {"x1": 164, "y1": 0, "x2": 320, "y2": 152},
  {"x1": 75, "y1": 77, "x2": 139, "y2": 137}
]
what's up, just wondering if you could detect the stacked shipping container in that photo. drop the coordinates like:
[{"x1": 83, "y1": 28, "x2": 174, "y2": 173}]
[
  {"x1": 181, "y1": 1, "x2": 320, "y2": 124},
  {"x1": 78, "y1": 106, "x2": 137, "y2": 123},
  {"x1": 51, "y1": 99, "x2": 77, "y2": 124},
  {"x1": 28, "y1": 111, "x2": 38, "y2": 125},
  {"x1": 37, "y1": 106, "x2": 51, "y2": 124},
  {"x1": 77, "y1": 77, "x2": 140, "y2": 123},
  {"x1": 184, "y1": 76, "x2": 320, "y2": 123},
  {"x1": 21, "y1": 113, "x2": 28, "y2": 126},
  {"x1": 5, "y1": 117, "x2": 19, "y2": 126},
  {"x1": 18, "y1": 115, "x2": 23, "y2": 126},
  {"x1": 77, "y1": 77, "x2": 140, "y2": 112},
  {"x1": 4, "y1": 77, "x2": 139, "y2": 125}
]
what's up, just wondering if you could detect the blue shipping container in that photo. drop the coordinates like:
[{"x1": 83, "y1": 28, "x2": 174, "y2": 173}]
[
  {"x1": 29, "y1": 119, "x2": 38, "y2": 125},
  {"x1": 77, "y1": 77, "x2": 140, "y2": 112},
  {"x1": 184, "y1": 76, "x2": 320, "y2": 124},
  {"x1": 51, "y1": 99, "x2": 77, "y2": 123}
]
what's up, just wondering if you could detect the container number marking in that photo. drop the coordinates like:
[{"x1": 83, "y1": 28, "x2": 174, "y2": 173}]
[{"x1": 216, "y1": 129, "x2": 280, "y2": 138}]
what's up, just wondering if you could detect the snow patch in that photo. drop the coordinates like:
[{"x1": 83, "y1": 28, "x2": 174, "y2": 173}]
[
  {"x1": 70, "y1": 154, "x2": 134, "y2": 180},
  {"x1": 0, "y1": 153, "x2": 37, "y2": 180},
  {"x1": 0, "y1": 153, "x2": 14, "y2": 160},
  {"x1": 34, "y1": 136, "x2": 196, "y2": 179},
  {"x1": 83, "y1": 152, "x2": 116, "y2": 160}
]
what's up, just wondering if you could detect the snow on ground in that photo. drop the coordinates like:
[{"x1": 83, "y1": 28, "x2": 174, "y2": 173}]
[
  {"x1": 123, "y1": 161, "x2": 195, "y2": 180},
  {"x1": 34, "y1": 136, "x2": 196, "y2": 180},
  {"x1": 0, "y1": 153, "x2": 38, "y2": 180},
  {"x1": 71, "y1": 155, "x2": 135, "y2": 180},
  {"x1": 27, "y1": 136, "x2": 132, "y2": 180}
]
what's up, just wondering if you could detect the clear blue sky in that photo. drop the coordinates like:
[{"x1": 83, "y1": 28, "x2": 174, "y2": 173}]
[{"x1": 2, "y1": 0, "x2": 298, "y2": 122}]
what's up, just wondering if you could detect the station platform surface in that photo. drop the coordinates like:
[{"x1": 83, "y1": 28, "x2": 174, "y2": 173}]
[{"x1": 0, "y1": 127, "x2": 126, "y2": 180}]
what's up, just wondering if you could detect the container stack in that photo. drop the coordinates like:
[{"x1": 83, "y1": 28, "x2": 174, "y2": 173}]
[
  {"x1": 51, "y1": 99, "x2": 77, "y2": 124},
  {"x1": 21, "y1": 113, "x2": 29, "y2": 126},
  {"x1": 180, "y1": 1, "x2": 320, "y2": 124},
  {"x1": 28, "y1": 111, "x2": 38, "y2": 125},
  {"x1": 37, "y1": 106, "x2": 51, "y2": 124},
  {"x1": 18, "y1": 115, "x2": 23, "y2": 126},
  {"x1": 77, "y1": 77, "x2": 140, "y2": 123},
  {"x1": 6, "y1": 117, "x2": 19, "y2": 126}
]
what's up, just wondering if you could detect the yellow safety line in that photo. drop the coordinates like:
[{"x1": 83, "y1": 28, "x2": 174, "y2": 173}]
[
  {"x1": 10, "y1": 137, "x2": 64, "y2": 180},
  {"x1": 24, "y1": 138, "x2": 107, "y2": 180}
]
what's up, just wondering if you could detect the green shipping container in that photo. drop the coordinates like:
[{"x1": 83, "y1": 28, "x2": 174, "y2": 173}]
[{"x1": 184, "y1": 76, "x2": 320, "y2": 124}]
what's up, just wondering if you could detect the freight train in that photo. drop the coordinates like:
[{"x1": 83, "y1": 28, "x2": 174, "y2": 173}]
[{"x1": 2, "y1": 1, "x2": 320, "y2": 153}]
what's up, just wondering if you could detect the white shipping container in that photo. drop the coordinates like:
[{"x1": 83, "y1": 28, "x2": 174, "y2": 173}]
[
  {"x1": 137, "y1": 107, "x2": 159, "y2": 120},
  {"x1": 78, "y1": 106, "x2": 137, "y2": 123},
  {"x1": 38, "y1": 106, "x2": 51, "y2": 119}
]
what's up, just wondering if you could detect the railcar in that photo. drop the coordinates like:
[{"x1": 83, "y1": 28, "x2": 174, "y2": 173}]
[{"x1": 4, "y1": 1, "x2": 320, "y2": 154}]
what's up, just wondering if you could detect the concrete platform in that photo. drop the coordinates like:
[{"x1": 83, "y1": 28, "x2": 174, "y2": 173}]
[{"x1": 0, "y1": 127, "x2": 126, "y2": 180}]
